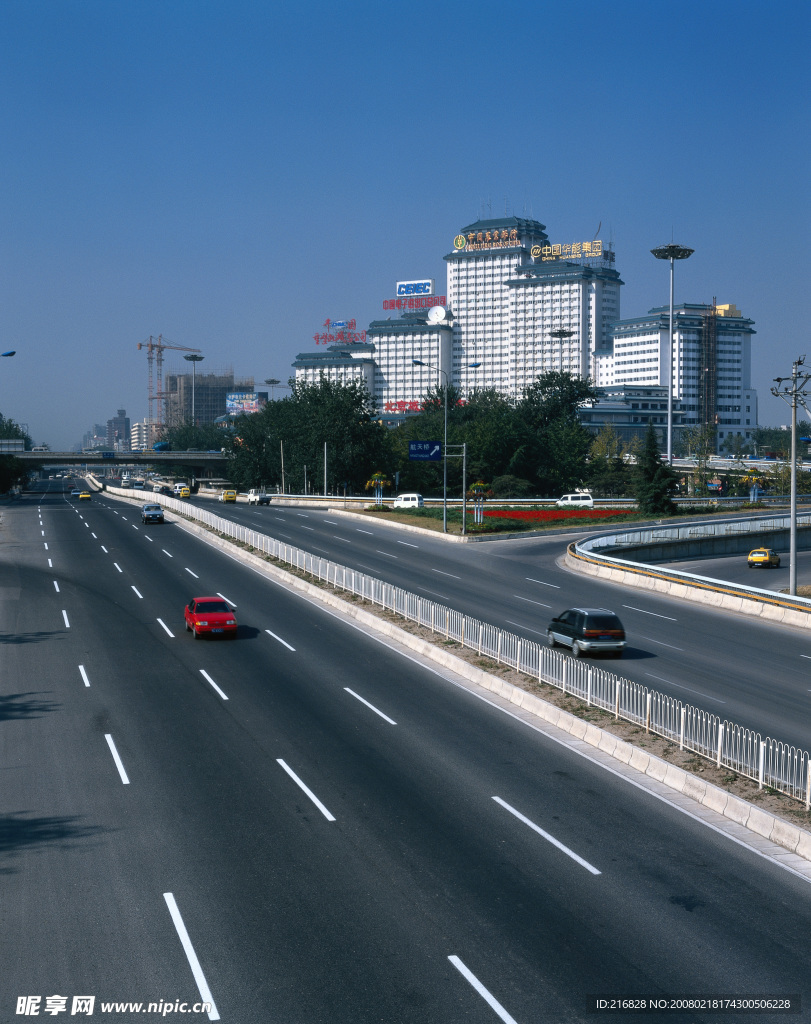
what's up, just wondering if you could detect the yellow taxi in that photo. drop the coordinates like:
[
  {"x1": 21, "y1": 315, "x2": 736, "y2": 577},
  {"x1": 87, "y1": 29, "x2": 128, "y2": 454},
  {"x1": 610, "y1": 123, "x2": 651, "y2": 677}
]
[
  {"x1": 78, "y1": 491, "x2": 91, "y2": 500},
  {"x1": 178, "y1": 486, "x2": 191, "y2": 499},
  {"x1": 747, "y1": 547, "x2": 780, "y2": 568},
  {"x1": 219, "y1": 489, "x2": 237, "y2": 503}
]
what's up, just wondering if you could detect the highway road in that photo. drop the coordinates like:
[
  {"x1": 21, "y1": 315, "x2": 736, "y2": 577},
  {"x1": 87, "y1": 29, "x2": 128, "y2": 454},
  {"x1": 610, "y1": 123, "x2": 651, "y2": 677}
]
[
  {"x1": 3, "y1": 483, "x2": 810, "y2": 1023},
  {"x1": 182, "y1": 495, "x2": 811, "y2": 755}
]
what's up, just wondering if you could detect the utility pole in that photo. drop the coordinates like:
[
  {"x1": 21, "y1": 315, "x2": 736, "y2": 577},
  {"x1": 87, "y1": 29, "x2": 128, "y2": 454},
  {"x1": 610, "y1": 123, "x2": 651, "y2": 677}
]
[{"x1": 771, "y1": 357, "x2": 811, "y2": 596}]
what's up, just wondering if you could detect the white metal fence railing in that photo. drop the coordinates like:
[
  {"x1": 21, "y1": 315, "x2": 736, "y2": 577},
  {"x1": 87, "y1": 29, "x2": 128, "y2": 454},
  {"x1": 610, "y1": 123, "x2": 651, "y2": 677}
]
[{"x1": 111, "y1": 486, "x2": 811, "y2": 809}]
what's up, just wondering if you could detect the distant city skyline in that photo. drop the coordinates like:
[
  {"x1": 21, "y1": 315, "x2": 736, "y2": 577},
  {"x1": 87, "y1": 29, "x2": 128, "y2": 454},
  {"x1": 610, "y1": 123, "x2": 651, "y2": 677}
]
[{"x1": 1, "y1": 0, "x2": 807, "y2": 449}]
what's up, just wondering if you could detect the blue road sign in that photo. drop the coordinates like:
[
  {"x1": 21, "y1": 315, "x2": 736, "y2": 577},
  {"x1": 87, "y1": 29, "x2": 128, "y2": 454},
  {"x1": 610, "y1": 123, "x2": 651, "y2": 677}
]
[{"x1": 409, "y1": 440, "x2": 442, "y2": 461}]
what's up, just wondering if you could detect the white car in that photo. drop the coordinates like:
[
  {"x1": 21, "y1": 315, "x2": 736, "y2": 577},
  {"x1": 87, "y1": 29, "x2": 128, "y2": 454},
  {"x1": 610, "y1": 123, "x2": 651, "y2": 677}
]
[
  {"x1": 393, "y1": 493, "x2": 424, "y2": 509},
  {"x1": 555, "y1": 492, "x2": 594, "y2": 509}
]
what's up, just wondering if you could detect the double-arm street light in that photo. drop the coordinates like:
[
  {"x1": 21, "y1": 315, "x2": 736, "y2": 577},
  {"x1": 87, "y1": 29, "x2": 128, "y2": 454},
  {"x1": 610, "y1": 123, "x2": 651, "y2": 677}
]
[
  {"x1": 771, "y1": 357, "x2": 811, "y2": 597},
  {"x1": 651, "y1": 243, "x2": 694, "y2": 463},
  {"x1": 184, "y1": 353, "x2": 205, "y2": 426}
]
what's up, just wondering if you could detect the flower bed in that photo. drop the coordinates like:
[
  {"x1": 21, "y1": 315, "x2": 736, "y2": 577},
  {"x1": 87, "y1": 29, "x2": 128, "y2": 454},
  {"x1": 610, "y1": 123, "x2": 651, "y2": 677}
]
[{"x1": 482, "y1": 507, "x2": 638, "y2": 523}]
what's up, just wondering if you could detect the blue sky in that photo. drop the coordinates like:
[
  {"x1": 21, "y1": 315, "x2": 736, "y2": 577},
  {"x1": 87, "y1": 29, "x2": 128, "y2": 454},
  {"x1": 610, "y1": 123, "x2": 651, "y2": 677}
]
[{"x1": 1, "y1": 0, "x2": 808, "y2": 448}]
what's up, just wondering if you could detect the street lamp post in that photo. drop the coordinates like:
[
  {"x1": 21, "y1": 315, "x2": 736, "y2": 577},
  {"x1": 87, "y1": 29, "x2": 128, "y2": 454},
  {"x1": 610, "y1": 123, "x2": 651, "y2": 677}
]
[
  {"x1": 651, "y1": 243, "x2": 694, "y2": 463},
  {"x1": 413, "y1": 359, "x2": 449, "y2": 532},
  {"x1": 412, "y1": 359, "x2": 480, "y2": 533},
  {"x1": 184, "y1": 354, "x2": 205, "y2": 426},
  {"x1": 771, "y1": 357, "x2": 811, "y2": 597}
]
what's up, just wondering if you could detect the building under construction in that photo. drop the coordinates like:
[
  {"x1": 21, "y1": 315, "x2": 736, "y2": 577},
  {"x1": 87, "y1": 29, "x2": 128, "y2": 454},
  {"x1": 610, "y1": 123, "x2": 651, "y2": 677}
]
[
  {"x1": 608, "y1": 301, "x2": 758, "y2": 452},
  {"x1": 163, "y1": 367, "x2": 255, "y2": 429}
]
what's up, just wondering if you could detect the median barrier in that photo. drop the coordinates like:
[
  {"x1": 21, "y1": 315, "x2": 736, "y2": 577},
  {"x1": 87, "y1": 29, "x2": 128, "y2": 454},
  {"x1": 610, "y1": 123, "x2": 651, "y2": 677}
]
[{"x1": 93, "y1": 480, "x2": 811, "y2": 865}]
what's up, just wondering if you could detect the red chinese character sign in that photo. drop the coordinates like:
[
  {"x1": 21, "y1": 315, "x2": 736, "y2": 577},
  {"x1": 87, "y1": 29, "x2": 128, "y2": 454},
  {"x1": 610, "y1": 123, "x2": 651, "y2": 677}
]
[{"x1": 314, "y1": 318, "x2": 368, "y2": 346}]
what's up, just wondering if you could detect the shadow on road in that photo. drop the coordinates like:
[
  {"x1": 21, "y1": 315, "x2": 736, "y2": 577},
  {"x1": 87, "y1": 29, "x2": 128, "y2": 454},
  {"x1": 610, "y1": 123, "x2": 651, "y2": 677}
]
[{"x1": 0, "y1": 692, "x2": 60, "y2": 721}]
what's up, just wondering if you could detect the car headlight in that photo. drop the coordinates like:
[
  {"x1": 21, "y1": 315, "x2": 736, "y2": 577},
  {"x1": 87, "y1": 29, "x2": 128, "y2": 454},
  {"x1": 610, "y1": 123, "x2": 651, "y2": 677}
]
[
  {"x1": 227, "y1": 619, "x2": 236, "y2": 625},
  {"x1": 197, "y1": 620, "x2": 208, "y2": 626}
]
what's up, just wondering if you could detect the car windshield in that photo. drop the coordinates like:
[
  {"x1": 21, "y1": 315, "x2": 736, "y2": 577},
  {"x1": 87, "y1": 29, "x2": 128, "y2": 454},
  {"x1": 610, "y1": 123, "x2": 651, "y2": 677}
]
[
  {"x1": 195, "y1": 601, "x2": 230, "y2": 613},
  {"x1": 144, "y1": 505, "x2": 161, "y2": 511}
]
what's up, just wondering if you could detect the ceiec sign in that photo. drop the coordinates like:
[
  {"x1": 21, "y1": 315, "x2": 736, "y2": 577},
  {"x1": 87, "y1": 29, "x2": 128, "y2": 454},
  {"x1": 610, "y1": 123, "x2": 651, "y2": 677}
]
[{"x1": 396, "y1": 279, "x2": 434, "y2": 296}]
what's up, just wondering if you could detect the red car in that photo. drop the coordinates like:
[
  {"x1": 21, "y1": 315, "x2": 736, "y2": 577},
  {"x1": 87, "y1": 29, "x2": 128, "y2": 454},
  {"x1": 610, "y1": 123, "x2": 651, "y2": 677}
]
[{"x1": 184, "y1": 597, "x2": 237, "y2": 639}]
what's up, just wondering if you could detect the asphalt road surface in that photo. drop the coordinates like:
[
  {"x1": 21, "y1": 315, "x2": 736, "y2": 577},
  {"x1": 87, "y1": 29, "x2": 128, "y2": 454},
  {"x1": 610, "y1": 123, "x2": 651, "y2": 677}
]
[{"x1": 2, "y1": 484, "x2": 809, "y2": 1023}]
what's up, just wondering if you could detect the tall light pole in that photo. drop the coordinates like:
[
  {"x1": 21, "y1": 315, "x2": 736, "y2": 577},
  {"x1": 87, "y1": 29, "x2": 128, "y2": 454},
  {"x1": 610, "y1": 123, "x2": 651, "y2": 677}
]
[
  {"x1": 413, "y1": 359, "x2": 480, "y2": 533},
  {"x1": 651, "y1": 243, "x2": 694, "y2": 463},
  {"x1": 413, "y1": 359, "x2": 449, "y2": 532},
  {"x1": 771, "y1": 357, "x2": 811, "y2": 597},
  {"x1": 184, "y1": 354, "x2": 204, "y2": 426}
]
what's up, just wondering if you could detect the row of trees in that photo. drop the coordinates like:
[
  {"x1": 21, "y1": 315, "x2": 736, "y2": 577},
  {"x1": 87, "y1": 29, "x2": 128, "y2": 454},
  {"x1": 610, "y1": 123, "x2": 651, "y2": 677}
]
[
  {"x1": 0, "y1": 414, "x2": 32, "y2": 492},
  {"x1": 159, "y1": 373, "x2": 680, "y2": 515}
]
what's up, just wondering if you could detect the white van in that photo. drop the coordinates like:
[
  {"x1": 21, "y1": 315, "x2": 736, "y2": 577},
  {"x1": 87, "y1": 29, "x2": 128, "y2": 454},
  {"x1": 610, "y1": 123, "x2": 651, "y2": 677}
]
[
  {"x1": 555, "y1": 492, "x2": 594, "y2": 509},
  {"x1": 393, "y1": 492, "x2": 424, "y2": 509}
]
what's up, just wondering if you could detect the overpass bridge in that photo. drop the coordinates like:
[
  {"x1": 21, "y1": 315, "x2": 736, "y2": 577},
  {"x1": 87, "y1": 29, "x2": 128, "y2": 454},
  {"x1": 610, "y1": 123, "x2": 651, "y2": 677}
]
[{"x1": 19, "y1": 450, "x2": 230, "y2": 471}]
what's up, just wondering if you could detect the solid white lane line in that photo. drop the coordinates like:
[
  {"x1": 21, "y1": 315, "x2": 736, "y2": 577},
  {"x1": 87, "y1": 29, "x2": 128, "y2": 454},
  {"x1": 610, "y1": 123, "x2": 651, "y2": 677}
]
[
  {"x1": 41, "y1": 530, "x2": 45, "y2": 536},
  {"x1": 101, "y1": 545, "x2": 108, "y2": 553},
  {"x1": 84, "y1": 522, "x2": 89, "y2": 528},
  {"x1": 430, "y1": 568, "x2": 462, "y2": 579},
  {"x1": 132, "y1": 524, "x2": 138, "y2": 530},
  {"x1": 447, "y1": 956, "x2": 519, "y2": 1024},
  {"x1": 322, "y1": 520, "x2": 338, "y2": 525},
  {"x1": 638, "y1": 635, "x2": 684, "y2": 651},
  {"x1": 216, "y1": 593, "x2": 236, "y2": 607},
  {"x1": 493, "y1": 796, "x2": 601, "y2": 875},
  {"x1": 44, "y1": 543, "x2": 48, "y2": 550},
  {"x1": 145, "y1": 535, "x2": 153, "y2": 542},
  {"x1": 375, "y1": 549, "x2": 398, "y2": 558},
  {"x1": 276, "y1": 759, "x2": 335, "y2": 821},
  {"x1": 397, "y1": 540, "x2": 419, "y2": 548},
  {"x1": 333, "y1": 535, "x2": 352, "y2": 542},
  {"x1": 157, "y1": 619, "x2": 175, "y2": 637},
  {"x1": 113, "y1": 563, "x2": 123, "y2": 573},
  {"x1": 296, "y1": 512, "x2": 309, "y2": 517},
  {"x1": 131, "y1": 587, "x2": 143, "y2": 599},
  {"x1": 300, "y1": 525, "x2": 315, "y2": 531},
  {"x1": 163, "y1": 894, "x2": 220, "y2": 1022},
  {"x1": 199, "y1": 670, "x2": 228, "y2": 700},
  {"x1": 622, "y1": 604, "x2": 677, "y2": 621},
  {"x1": 79, "y1": 665, "x2": 90, "y2": 688},
  {"x1": 344, "y1": 688, "x2": 396, "y2": 724},
  {"x1": 47, "y1": 559, "x2": 52, "y2": 567},
  {"x1": 526, "y1": 576, "x2": 561, "y2": 589},
  {"x1": 91, "y1": 532, "x2": 97, "y2": 538},
  {"x1": 265, "y1": 629, "x2": 295, "y2": 651},
  {"x1": 185, "y1": 568, "x2": 199, "y2": 578},
  {"x1": 53, "y1": 581, "x2": 60, "y2": 592},
  {"x1": 162, "y1": 549, "x2": 173, "y2": 557},
  {"x1": 645, "y1": 673, "x2": 726, "y2": 704},
  {"x1": 511, "y1": 594, "x2": 552, "y2": 609},
  {"x1": 105, "y1": 734, "x2": 130, "y2": 785},
  {"x1": 356, "y1": 528, "x2": 373, "y2": 534},
  {"x1": 62, "y1": 610, "x2": 70, "y2": 628}
]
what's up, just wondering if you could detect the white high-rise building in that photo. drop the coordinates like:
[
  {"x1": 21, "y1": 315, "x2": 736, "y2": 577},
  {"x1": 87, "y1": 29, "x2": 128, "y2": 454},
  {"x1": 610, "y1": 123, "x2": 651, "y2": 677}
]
[
  {"x1": 609, "y1": 303, "x2": 757, "y2": 449},
  {"x1": 445, "y1": 217, "x2": 623, "y2": 397}
]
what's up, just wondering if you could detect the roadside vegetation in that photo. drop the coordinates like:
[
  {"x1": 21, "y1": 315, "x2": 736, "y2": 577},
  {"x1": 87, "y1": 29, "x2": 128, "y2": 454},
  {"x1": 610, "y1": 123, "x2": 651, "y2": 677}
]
[{"x1": 152, "y1": 374, "x2": 807, "y2": 528}]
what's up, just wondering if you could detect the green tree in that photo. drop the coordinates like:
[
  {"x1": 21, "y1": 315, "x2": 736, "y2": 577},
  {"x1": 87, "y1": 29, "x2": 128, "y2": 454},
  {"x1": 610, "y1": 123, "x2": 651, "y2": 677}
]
[
  {"x1": 0, "y1": 414, "x2": 32, "y2": 493},
  {"x1": 678, "y1": 424, "x2": 716, "y2": 495},
  {"x1": 585, "y1": 425, "x2": 634, "y2": 497},
  {"x1": 635, "y1": 423, "x2": 678, "y2": 515},
  {"x1": 228, "y1": 378, "x2": 389, "y2": 494}
]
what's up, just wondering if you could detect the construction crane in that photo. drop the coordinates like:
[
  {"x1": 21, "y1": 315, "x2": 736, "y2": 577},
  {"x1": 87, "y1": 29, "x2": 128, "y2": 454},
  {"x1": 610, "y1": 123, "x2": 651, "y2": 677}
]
[{"x1": 137, "y1": 335, "x2": 202, "y2": 437}]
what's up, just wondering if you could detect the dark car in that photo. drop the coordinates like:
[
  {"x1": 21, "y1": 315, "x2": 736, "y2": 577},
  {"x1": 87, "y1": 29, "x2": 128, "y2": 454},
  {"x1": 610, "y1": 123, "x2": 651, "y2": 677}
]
[
  {"x1": 184, "y1": 597, "x2": 237, "y2": 639},
  {"x1": 547, "y1": 607, "x2": 626, "y2": 658},
  {"x1": 141, "y1": 503, "x2": 165, "y2": 524}
]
